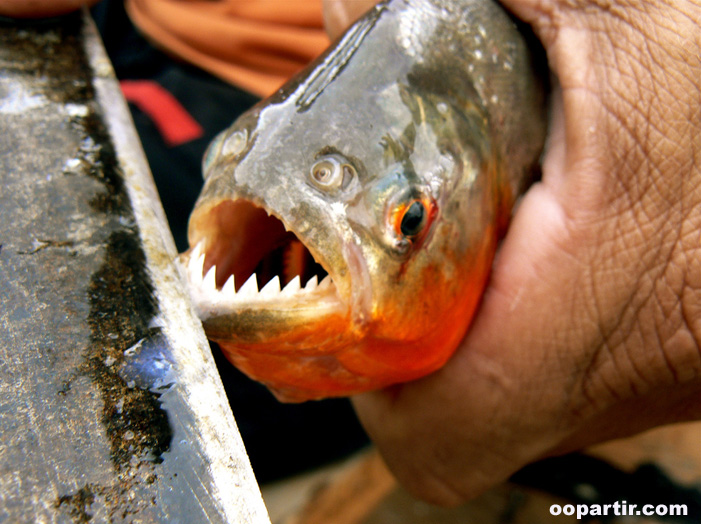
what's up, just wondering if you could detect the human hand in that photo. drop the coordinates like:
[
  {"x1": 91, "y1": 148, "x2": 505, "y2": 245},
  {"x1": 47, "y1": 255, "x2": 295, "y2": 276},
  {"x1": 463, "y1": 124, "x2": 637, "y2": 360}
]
[
  {"x1": 0, "y1": 0, "x2": 100, "y2": 18},
  {"x1": 326, "y1": 0, "x2": 701, "y2": 505}
]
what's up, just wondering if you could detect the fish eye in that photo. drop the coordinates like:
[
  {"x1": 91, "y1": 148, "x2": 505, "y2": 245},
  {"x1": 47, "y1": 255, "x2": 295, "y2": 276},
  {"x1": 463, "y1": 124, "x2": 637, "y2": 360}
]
[
  {"x1": 388, "y1": 193, "x2": 435, "y2": 250},
  {"x1": 309, "y1": 156, "x2": 355, "y2": 192},
  {"x1": 400, "y1": 200, "x2": 426, "y2": 237},
  {"x1": 381, "y1": 178, "x2": 437, "y2": 252}
]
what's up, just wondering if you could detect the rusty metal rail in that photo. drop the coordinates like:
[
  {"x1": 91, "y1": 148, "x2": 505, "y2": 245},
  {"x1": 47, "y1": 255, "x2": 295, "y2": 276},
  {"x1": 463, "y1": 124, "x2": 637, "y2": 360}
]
[{"x1": 0, "y1": 11, "x2": 270, "y2": 523}]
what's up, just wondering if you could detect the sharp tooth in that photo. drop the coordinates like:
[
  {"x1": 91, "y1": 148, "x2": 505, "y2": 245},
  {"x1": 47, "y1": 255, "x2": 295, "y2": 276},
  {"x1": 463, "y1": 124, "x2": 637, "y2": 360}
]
[
  {"x1": 304, "y1": 275, "x2": 318, "y2": 291},
  {"x1": 222, "y1": 275, "x2": 235, "y2": 295},
  {"x1": 190, "y1": 240, "x2": 204, "y2": 260},
  {"x1": 203, "y1": 265, "x2": 217, "y2": 291},
  {"x1": 188, "y1": 246, "x2": 206, "y2": 283},
  {"x1": 282, "y1": 275, "x2": 301, "y2": 295},
  {"x1": 238, "y1": 273, "x2": 258, "y2": 297},
  {"x1": 260, "y1": 275, "x2": 281, "y2": 296},
  {"x1": 318, "y1": 275, "x2": 332, "y2": 290}
]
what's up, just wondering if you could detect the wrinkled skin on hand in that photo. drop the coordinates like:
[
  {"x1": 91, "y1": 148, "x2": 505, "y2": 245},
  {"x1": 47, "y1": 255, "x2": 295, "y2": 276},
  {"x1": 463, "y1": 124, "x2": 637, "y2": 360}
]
[{"x1": 327, "y1": 0, "x2": 701, "y2": 506}]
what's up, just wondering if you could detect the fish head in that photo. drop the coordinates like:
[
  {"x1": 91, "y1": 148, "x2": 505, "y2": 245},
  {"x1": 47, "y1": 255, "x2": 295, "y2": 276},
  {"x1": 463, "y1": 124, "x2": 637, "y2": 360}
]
[
  {"x1": 182, "y1": 80, "x2": 502, "y2": 400},
  {"x1": 179, "y1": 0, "x2": 546, "y2": 401}
]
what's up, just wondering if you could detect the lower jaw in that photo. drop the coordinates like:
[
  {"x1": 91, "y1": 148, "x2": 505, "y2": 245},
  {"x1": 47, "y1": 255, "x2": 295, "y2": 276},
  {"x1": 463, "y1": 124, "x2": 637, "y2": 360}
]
[
  {"x1": 201, "y1": 305, "x2": 351, "y2": 350},
  {"x1": 214, "y1": 331, "x2": 456, "y2": 402},
  {"x1": 215, "y1": 339, "x2": 375, "y2": 402}
]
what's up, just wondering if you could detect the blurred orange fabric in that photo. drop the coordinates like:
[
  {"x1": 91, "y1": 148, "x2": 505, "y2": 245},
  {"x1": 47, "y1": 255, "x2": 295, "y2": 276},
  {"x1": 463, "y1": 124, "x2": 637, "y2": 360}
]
[{"x1": 125, "y1": 0, "x2": 330, "y2": 97}]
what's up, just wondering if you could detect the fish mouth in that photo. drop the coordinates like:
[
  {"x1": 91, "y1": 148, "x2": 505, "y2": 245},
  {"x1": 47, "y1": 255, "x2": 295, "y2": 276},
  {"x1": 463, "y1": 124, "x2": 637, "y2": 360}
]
[{"x1": 179, "y1": 198, "x2": 348, "y2": 339}]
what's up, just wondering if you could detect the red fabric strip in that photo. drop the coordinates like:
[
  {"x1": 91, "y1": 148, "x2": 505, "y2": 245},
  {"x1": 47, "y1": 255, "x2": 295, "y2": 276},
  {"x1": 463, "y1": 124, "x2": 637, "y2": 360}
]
[{"x1": 120, "y1": 79, "x2": 204, "y2": 147}]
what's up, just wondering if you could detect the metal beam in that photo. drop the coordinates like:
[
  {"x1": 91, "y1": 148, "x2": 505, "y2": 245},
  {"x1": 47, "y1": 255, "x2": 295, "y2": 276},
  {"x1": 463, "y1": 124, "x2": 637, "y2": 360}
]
[{"x1": 0, "y1": 11, "x2": 270, "y2": 523}]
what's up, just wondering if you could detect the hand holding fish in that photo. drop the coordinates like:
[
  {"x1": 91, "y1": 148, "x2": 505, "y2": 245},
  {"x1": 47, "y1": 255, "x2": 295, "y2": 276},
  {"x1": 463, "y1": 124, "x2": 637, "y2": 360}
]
[{"x1": 340, "y1": 0, "x2": 701, "y2": 505}]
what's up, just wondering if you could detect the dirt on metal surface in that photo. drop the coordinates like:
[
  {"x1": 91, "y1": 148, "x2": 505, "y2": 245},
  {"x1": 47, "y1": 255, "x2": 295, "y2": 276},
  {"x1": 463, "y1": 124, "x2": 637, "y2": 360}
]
[{"x1": 0, "y1": 12, "x2": 268, "y2": 524}]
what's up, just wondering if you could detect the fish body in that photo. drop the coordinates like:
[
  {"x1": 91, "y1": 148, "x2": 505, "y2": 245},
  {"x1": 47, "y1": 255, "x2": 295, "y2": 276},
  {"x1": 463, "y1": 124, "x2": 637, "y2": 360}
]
[{"x1": 180, "y1": 0, "x2": 547, "y2": 401}]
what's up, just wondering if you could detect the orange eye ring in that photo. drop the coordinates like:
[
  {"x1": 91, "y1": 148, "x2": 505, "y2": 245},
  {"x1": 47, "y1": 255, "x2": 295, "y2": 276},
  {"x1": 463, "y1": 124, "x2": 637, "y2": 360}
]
[{"x1": 392, "y1": 197, "x2": 436, "y2": 241}]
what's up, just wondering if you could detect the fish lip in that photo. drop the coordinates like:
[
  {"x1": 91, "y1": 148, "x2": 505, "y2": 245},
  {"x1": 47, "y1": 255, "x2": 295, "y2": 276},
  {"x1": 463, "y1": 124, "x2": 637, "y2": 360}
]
[{"x1": 178, "y1": 196, "x2": 350, "y2": 324}]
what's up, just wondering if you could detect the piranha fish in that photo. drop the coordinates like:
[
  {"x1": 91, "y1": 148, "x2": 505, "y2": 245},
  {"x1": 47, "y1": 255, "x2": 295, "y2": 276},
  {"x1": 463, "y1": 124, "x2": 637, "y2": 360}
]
[{"x1": 178, "y1": 0, "x2": 547, "y2": 402}]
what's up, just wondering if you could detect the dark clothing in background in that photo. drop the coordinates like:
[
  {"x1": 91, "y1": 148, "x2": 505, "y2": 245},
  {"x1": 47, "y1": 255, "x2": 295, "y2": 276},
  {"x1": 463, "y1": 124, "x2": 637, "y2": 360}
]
[{"x1": 91, "y1": 1, "x2": 368, "y2": 483}]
